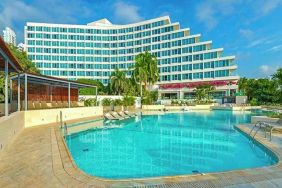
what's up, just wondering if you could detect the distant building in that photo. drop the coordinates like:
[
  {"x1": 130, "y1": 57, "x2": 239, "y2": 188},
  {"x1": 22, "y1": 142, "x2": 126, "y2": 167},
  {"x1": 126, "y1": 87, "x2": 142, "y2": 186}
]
[
  {"x1": 25, "y1": 16, "x2": 239, "y2": 99},
  {"x1": 3, "y1": 27, "x2": 17, "y2": 46},
  {"x1": 17, "y1": 43, "x2": 25, "y2": 51}
]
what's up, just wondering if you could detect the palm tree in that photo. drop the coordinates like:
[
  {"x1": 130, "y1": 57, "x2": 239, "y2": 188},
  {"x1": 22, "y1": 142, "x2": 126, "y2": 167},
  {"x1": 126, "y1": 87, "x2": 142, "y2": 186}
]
[
  {"x1": 194, "y1": 84, "x2": 215, "y2": 102},
  {"x1": 110, "y1": 69, "x2": 128, "y2": 95},
  {"x1": 238, "y1": 77, "x2": 249, "y2": 95},
  {"x1": 272, "y1": 68, "x2": 282, "y2": 86},
  {"x1": 132, "y1": 51, "x2": 159, "y2": 96}
]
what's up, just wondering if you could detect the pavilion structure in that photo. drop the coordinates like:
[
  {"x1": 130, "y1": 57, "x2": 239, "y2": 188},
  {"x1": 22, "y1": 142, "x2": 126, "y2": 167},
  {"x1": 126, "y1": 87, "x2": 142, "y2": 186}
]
[
  {"x1": 0, "y1": 36, "x2": 97, "y2": 117},
  {"x1": 10, "y1": 73, "x2": 97, "y2": 111},
  {"x1": 0, "y1": 37, "x2": 22, "y2": 116}
]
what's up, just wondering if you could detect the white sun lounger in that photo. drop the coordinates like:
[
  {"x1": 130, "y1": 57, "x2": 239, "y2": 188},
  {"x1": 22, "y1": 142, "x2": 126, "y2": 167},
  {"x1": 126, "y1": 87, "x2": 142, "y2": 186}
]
[
  {"x1": 124, "y1": 110, "x2": 137, "y2": 117},
  {"x1": 104, "y1": 113, "x2": 120, "y2": 120},
  {"x1": 118, "y1": 111, "x2": 130, "y2": 119},
  {"x1": 110, "y1": 111, "x2": 124, "y2": 120}
]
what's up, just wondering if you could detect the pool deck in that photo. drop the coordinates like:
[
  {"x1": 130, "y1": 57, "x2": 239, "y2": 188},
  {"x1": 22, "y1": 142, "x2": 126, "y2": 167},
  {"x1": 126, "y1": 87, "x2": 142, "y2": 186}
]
[{"x1": 1, "y1": 122, "x2": 282, "y2": 187}]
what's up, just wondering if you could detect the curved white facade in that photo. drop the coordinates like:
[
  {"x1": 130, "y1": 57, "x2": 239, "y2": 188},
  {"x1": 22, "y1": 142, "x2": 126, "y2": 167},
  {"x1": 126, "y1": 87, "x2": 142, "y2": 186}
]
[{"x1": 25, "y1": 16, "x2": 238, "y2": 98}]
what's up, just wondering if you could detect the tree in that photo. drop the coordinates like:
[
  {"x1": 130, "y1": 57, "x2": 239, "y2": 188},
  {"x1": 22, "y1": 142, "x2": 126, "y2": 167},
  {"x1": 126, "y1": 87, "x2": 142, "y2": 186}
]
[
  {"x1": 272, "y1": 68, "x2": 282, "y2": 102},
  {"x1": 194, "y1": 84, "x2": 215, "y2": 102},
  {"x1": 132, "y1": 51, "x2": 159, "y2": 96},
  {"x1": 238, "y1": 77, "x2": 248, "y2": 94},
  {"x1": 8, "y1": 44, "x2": 40, "y2": 74},
  {"x1": 238, "y1": 77, "x2": 280, "y2": 105},
  {"x1": 110, "y1": 69, "x2": 128, "y2": 95},
  {"x1": 273, "y1": 68, "x2": 282, "y2": 86},
  {"x1": 77, "y1": 79, "x2": 105, "y2": 95},
  {"x1": 0, "y1": 44, "x2": 40, "y2": 102}
]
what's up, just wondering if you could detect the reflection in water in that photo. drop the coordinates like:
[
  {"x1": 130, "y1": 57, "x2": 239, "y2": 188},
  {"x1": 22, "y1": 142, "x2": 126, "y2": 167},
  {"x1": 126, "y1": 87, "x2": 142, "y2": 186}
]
[{"x1": 66, "y1": 111, "x2": 276, "y2": 179}]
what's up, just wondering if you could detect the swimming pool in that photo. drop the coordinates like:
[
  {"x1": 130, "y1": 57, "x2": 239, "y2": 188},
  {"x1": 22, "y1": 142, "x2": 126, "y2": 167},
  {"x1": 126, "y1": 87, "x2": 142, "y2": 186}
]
[{"x1": 65, "y1": 110, "x2": 278, "y2": 179}]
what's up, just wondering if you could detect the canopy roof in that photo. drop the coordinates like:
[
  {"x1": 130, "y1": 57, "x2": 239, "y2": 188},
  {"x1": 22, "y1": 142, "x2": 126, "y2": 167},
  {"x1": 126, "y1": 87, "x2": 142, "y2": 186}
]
[
  {"x1": 11, "y1": 73, "x2": 97, "y2": 89},
  {"x1": 0, "y1": 36, "x2": 23, "y2": 72}
]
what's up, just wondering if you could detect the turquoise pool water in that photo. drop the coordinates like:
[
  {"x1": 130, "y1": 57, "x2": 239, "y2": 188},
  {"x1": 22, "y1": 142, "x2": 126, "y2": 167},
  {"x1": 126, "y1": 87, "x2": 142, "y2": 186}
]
[{"x1": 65, "y1": 110, "x2": 278, "y2": 179}]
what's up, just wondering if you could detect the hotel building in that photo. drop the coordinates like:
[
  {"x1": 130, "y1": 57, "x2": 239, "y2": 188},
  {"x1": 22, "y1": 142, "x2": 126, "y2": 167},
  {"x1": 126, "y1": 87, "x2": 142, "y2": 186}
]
[
  {"x1": 24, "y1": 16, "x2": 239, "y2": 99},
  {"x1": 3, "y1": 27, "x2": 17, "y2": 46}
]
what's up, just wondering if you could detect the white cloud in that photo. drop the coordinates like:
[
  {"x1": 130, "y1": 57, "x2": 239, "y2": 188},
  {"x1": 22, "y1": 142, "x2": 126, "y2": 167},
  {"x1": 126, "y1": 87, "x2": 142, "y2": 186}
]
[
  {"x1": 0, "y1": 0, "x2": 92, "y2": 42},
  {"x1": 113, "y1": 1, "x2": 143, "y2": 24},
  {"x1": 267, "y1": 44, "x2": 282, "y2": 52},
  {"x1": 195, "y1": 0, "x2": 240, "y2": 30},
  {"x1": 259, "y1": 65, "x2": 277, "y2": 76},
  {"x1": 247, "y1": 38, "x2": 267, "y2": 48},
  {"x1": 0, "y1": 1, "x2": 40, "y2": 28},
  {"x1": 259, "y1": 0, "x2": 282, "y2": 15},
  {"x1": 239, "y1": 29, "x2": 254, "y2": 40}
]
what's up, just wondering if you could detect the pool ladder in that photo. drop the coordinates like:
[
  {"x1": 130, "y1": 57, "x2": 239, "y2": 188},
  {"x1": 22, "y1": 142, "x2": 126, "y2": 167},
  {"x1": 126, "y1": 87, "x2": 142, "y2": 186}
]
[
  {"x1": 249, "y1": 122, "x2": 265, "y2": 138},
  {"x1": 60, "y1": 111, "x2": 68, "y2": 137}
]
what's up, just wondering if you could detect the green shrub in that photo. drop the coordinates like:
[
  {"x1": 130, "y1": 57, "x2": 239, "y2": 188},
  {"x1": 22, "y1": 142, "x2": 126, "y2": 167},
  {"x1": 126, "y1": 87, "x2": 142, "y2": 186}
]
[
  {"x1": 250, "y1": 98, "x2": 258, "y2": 106},
  {"x1": 122, "y1": 96, "x2": 135, "y2": 106},
  {"x1": 101, "y1": 98, "x2": 112, "y2": 106},
  {"x1": 113, "y1": 99, "x2": 123, "y2": 106},
  {"x1": 84, "y1": 98, "x2": 97, "y2": 106},
  {"x1": 142, "y1": 91, "x2": 158, "y2": 105}
]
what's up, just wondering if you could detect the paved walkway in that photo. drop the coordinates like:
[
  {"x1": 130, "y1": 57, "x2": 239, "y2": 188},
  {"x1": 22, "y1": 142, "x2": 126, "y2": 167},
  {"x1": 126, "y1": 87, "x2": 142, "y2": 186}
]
[{"x1": 0, "y1": 123, "x2": 282, "y2": 188}]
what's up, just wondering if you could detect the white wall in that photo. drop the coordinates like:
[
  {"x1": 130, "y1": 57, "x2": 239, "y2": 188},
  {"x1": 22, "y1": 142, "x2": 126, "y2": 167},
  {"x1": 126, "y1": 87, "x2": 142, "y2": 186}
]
[
  {"x1": 0, "y1": 111, "x2": 25, "y2": 153},
  {"x1": 79, "y1": 95, "x2": 123, "y2": 102},
  {"x1": 0, "y1": 106, "x2": 104, "y2": 153},
  {"x1": 25, "y1": 106, "x2": 103, "y2": 127}
]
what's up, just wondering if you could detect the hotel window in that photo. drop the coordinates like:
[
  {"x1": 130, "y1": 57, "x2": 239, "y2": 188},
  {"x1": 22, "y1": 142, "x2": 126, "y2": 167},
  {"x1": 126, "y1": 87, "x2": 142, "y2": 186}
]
[
  {"x1": 193, "y1": 72, "x2": 203, "y2": 79},
  {"x1": 172, "y1": 74, "x2": 181, "y2": 80},
  {"x1": 36, "y1": 62, "x2": 43, "y2": 68},
  {"x1": 36, "y1": 26, "x2": 42, "y2": 31},
  {"x1": 182, "y1": 38, "x2": 195, "y2": 45},
  {"x1": 182, "y1": 47, "x2": 192, "y2": 53},
  {"x1": 182, "y1": 73, "x2": 192, "y2": 80},
  {"x1": 28, "y1": 40, "x2": 35, "y2": 45},
  {"x1": 204, "y1": 71, "x2": 214, "y2": 78},
  {"x1": 215, "y1": 70, "x2": 229, "y2": 77},
  {"x1": 35, "y1": 33, "x2": 42, "y2": 38},
  {"x1": 27, "y1": 26, "x2": 35, "y2": 31},
  {"x1": 182, "y1": 64, "x2": 192, "y2": 71},
  {"x1": 161, "y1": 75, "x2": 171, "y2": 81},
  {"x1": 171, "y1": 49, "x2": 181, "y2": 55},
  {"x1": 43, "y1": 70, "x2": 51, "y2": 76},
  {"x1": 204, "y1": 52, "x2": 218, "y2": 59},
  {"x1": 143, "y1": 46, "x2": 151, "y2": 51},
  {"x1": 193, "y1": 54, "x2": 203, "y2": 61},
  {"x1": 152, "y1": 36, "x2": 160, "y2": 42},
  {"x1": 27, "y1": 33, "x2": 35, "y2": 38},
  {"x1": 182, "y1": 55, "x2": 192, "y2": 62},
  {"x1": 193, "y1": 63, "x2": 203, "y2": 70},
  {"x1": 162, "y1": 42, "x2": 170, "y2": 48},
  {"x1": 171, "y1": 40, "x2": 181, "y2": 47},
  {"x1": 172, "y1": 65, "x2": 181, "y2": 72}
]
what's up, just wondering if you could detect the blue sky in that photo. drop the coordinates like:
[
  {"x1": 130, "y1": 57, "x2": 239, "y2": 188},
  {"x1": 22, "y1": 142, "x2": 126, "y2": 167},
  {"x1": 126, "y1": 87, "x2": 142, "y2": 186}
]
[{"x1": 0, "y1": 0, "x2": 282, "y2": 78}]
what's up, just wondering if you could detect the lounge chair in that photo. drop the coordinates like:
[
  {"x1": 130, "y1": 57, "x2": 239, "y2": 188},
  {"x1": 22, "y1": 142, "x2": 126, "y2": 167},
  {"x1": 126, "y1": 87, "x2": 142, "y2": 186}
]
[
  {"x1": 118, "y1": 111, "x2": 130, "y2": 119},
  {"x1": 34, "y1": 101, "x2": 41, "y2": 109},
  {"x1": 27, "y1": 101, "x2": 35, "y2": 110},
  {"x1": 57, "y1": 101, "x2": 63, "y2": 108},
  {"x1": 41, "y1": 101, "x2": 51, "y2": 109},
  {"x1": 63, "y1": 101, "x2": 69, "y2": 108},
  {"x1": 110, "y1": 111, "x2": 124, "y2": 119},
  {"x1": 124, "y1": 110, "x2": 137, "y2": 117},
  {"x1": 71, "y1": 101, "x2": 79, "y2": 107},
  {"x1": 104, "y1": 113, "x2": 121, "y2": 120},
  {"x1": 51, "y1": 101, "x2": 58, "y2": 108}
]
